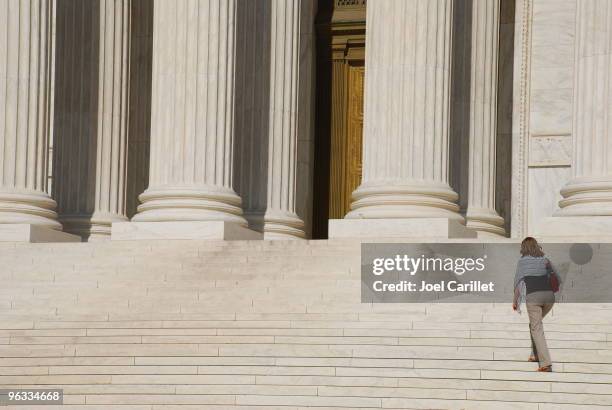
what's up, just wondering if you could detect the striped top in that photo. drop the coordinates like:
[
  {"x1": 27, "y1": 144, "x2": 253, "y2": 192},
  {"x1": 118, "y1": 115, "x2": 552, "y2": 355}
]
[{"x1": 513, "y1": 255, "x2": 559, "y2": 294}]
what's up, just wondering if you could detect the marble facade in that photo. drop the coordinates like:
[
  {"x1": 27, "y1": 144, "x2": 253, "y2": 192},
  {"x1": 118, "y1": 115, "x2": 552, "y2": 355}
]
[{"x1": 0, "y1": 0, "x2": 611, "y2": 241}]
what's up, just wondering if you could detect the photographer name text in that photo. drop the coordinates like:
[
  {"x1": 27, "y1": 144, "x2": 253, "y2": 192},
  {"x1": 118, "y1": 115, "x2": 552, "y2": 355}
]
[{"x1": 372, "y1": 280, "x2": 495, "y2": 293}]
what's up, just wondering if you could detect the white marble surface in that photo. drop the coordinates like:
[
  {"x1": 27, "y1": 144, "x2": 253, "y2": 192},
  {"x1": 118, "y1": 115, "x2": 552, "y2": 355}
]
[
  {"x1": 529, "y1": 88, "x2": 574, "y2": 134},
  {"x1": 329, "y1": 218, "x2": 477, "y2": 239},
  {"x1": 0, "y1": 225, "x2": 80, "y2": 243},
  {"x1": 527, "y1": 166, "x2": 571, "y2": 234},
  {"x1": 530, "y1": 67, "x2": 574, "y2": 90},
  {"x1": 112, "y1": 221, "x2": 262, "y2": 241},
  {"x1": 537, "y1": 216, "x2": 612, "y2": 238},
  {"x1": 528, "y1": 0, "x2": 575, "y2": 136}
]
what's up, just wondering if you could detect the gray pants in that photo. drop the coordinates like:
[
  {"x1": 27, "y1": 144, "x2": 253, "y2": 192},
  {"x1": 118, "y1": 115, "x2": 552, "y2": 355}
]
[{"x1": 526, "y1": 290, "x2": 555, "y2": 367}]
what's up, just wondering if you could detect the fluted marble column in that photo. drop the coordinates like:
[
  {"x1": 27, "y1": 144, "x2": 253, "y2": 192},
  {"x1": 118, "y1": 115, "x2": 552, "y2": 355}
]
[
  {"x1": 556, "y1": 0, "x2": 612, "y2": 216},
  {"x1": 465, "y1": 0, "x2": 506, "y2": 237},
  {"x1": 234, "y1": 0, "x2": 271, "y2": 233},
  {"x1": 54, "y1": 0, "x2": 130, "y2": 240},
  {"x1": 132, "y1": 0, "x2": 247, "y2": 225},
  {"x1": 0, "y1": 0, "x2": 60, "y2": 229},
  {"x1": 263, "y1": 0, "x2": 306, "y2": 239},
  {"x1": 90, "y1": 0, "x2": 131, "y2": 237},
  {"x1": 345, "y1": 0, "x2": 462, "y2": 221}
]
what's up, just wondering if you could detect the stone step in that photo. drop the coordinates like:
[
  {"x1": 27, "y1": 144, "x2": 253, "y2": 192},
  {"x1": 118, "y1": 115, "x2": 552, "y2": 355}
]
[
  {"x1": 2, "y1": 239, "x2": 612, "y2": 408},
  {"x1": 6, "y1": 334, "x2": 610, "y2": 351},
  {"x1": 1, "y1": 316, "x2": 612, "y2": 331},
  {"x1": 5, "y1": 326, "x2": 605, "y2": 341},
  {"x1": 1, "y1": 314, "x2": 611, "y2": 331},
  {"x1": 3, "y1": 342, "x2": 611, "y2": 364},
  {"x1": 2, "y1": 354, "x2": 607, "y2": 374}
]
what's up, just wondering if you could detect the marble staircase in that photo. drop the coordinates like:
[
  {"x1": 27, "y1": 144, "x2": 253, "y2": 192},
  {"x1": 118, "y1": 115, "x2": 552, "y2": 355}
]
[{"x1": 1, "y1": 240, "x2": 612, "y2": 409}]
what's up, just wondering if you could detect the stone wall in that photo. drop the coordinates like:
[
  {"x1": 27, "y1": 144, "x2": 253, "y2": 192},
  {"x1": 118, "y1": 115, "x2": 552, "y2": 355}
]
[{"x1": 513, "y1": 0, "x2": 577, "y2": 235}]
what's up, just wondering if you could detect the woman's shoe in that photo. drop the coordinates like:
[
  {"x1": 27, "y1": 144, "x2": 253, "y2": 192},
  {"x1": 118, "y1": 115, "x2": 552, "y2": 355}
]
[
  {"x1": 537, "y1": 365, "x2": 552, "y2": 372},
  {"x1": 528, "y1": 355, "x2": 538, "y2": 362}
]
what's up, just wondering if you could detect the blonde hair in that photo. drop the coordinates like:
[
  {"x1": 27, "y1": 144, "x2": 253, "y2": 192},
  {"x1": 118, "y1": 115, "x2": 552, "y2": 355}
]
[{"x1": 520, "y1": 237, "x2": 544, "y2": 257}]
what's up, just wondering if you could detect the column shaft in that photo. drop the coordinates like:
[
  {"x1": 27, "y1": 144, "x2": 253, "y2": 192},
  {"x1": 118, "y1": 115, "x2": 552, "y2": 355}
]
[
  {"x1": 557, "y1": 0, "x2": 612, "y2": 215},
  {"x1": 263, "y1": 0, "x2": 306, "y2": 239},
  {"x1": 346, "y1": 0, "x2": 462, "y2": 221},
  {"x1": 0, "y1": 0, "x2": 59, "y2": 229},
  {"x1": 91, "y1": 0, "x2": 131, "y2": 237},
  {"x1": 133, "y1": 0, "x2": 246, "y2": 225},
  {"x1": 465, "y1": 0, "x2": 506, "y2": 236},
  {"x1": 234, "y1": 0, "x2": 270, "y2": 232},
  {"x1": 54, "y1": 0, "x2": 130, "y2": 240},
  {"x1": 126, "y1": 0, "x2": 153, "y2": 219}
]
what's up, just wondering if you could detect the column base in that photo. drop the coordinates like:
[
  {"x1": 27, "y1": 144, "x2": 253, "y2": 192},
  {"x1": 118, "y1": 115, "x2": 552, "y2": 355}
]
[
  {"x1": 0, "y1": 191, "x2": 62, "y2": 230},
  {"x1": 345, "y1": 181, "x2": 464, "y2": 222},
  {"x1": 132, "y1": 186, "x2": 248, "y2": 226},
  {"x1": 0, "y1": 224, "x2": 81, "y2": 243},
  {"x1": 61, "y1": 213, "x2": 129, "y2": 241},
  {"x1": 465, "y1": 208, "x2": 507, "y2": 237},
  {"x1": 263, "y1": 210, "x2": 305, "y2": 240},
  {"x1": 89, "y1": 212, "x2": 129, "y2": 241},
  {"x1": 535, "y1": 216, "x2": 612, "y2": 240},
  {"x1": 264, "y1": 230, "x2": 305, "y2": 240},
  {"x1": 328, "y1": 218, "x2": 477, "y2": 239},
  {"x1": 244, "y1": 211, "x2": 265, "y2": 233},
  {"x1": 557, "y1": 177, "x2": 612, "y2": 216},
  {"x1": 111, "y1": 221, "x2": 262, "y2": 241}
]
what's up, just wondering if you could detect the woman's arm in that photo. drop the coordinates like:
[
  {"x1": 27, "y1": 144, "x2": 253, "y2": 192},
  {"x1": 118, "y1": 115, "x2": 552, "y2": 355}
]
[
  {"x1": 513, "y1": 261, "x2": 522, "y2": 310},
  {"x1": 513, "y1": 285, "x2": 520, "y2": 310}
]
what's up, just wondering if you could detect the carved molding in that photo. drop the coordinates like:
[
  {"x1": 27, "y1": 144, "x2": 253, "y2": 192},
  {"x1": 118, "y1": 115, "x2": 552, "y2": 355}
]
[
  {"x1": 335, "y1": 0, "x2": 366, "y2": 7},
  {"x1": 511, "y1": 0, "x2": 533, "y2": 238}
]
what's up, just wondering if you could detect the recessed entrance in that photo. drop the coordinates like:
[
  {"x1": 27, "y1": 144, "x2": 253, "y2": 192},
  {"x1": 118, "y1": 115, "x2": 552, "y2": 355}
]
[{"x1": 312, "y1": 0, "x2": 366, "y2": 238}]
